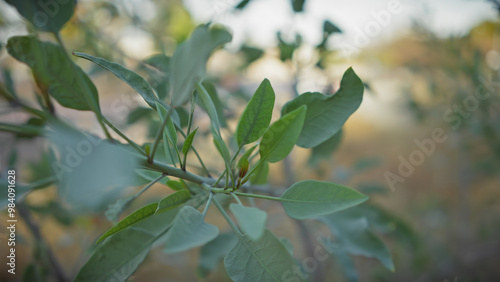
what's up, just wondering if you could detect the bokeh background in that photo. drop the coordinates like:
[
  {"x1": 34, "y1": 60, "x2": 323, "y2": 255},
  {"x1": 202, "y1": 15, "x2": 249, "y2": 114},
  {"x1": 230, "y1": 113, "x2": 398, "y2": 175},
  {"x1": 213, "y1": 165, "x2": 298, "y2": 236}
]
[{"x1": 1, "y1": 0, "x2": 499, "y2": 281}]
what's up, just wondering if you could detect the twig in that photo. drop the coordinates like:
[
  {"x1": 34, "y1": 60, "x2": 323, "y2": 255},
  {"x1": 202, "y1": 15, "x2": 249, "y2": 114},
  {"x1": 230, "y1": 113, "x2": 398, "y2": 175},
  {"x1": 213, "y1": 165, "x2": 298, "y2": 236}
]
[{"x1": 17, "y1": 202, "x2": 68, "y2": 282}]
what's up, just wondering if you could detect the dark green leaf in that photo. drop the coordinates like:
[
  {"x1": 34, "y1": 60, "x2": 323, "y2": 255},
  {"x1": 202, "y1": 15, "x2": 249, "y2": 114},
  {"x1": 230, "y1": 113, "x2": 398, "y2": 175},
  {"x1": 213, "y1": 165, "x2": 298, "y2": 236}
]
[
  {"x1": 309, "y1": 129, "x2": 343, "y2": 165},
  {"x1": 260, "y1": 105, "x2": 306, "y2": 163},
  {"x1": 73, "y1": 52, "x2": 159, "y2": 109},
  {"x1": 7, "y1": 36, "x2": 99, "y2": 111},
  {"x1": 164, "y1": 206, "x2": 219, "y2": 253},
  {"x1": 155, "y1": 190, "x2": 191, "y2": 214},
  {"x1": 236, "y1": 0, "x2": 252, "y2": 9},
  {"x1": 282, "y1": 67, "x2": 363, "y2": 148},
  {"x1": 198, "y1": 232, "x2": 237, "y2": 278},
  {"x1": 98, "y1": 203, "x2": 158, "y2": 244},
  {"x1": 279, "y1": 237, "x2": 294, "y2": 256},
  {"x1": 319, "y1": 209, "x2": 395, "y2": 271},
  {"x1": 126, "y1": 107, "x2": 154, "y2": 125},
  {"x1": 291, "y1": 0, "x2": 305, "y2": 12},
  {"x1": 280, "y1": 180, "x2": 368, "y2": 219},
  {"x1": 324, "y1": 20, "x2": 342, "y2": 34},
  {"x1": 240, "y1": 45, "x2": 264, "y2": 65},
  {"x1": 224, "y1": 229, "x2": 295, "y2": 282},
  {"x1": 182, "y1": 127, "x2": 198, "y2": 155},
  {"x1": 143, "y1": 54, "x2": 170, "y2": 74},
  {"x1": 6, "y1": 0, "x2": 76, "y2": 32},
  {"x1": 277, "y1": 32, "x2": 298, "y2": 61},
  {"x1": 229, "y1": 203, "x2": 267, "y2": 240},
  {"x1": 236, "y1": 79, "x2": 275, "y2": 146},
  {"x1": 75, "y1": 209, "x2": 179, "y2": 282},
  {"x1": 170, "y1": 25, "x2": 232, "y2": 106}
]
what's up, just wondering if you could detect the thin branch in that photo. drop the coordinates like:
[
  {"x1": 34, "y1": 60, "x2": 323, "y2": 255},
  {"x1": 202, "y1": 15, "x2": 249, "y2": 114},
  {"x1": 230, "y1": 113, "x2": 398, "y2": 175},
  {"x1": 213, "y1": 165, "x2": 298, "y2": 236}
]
[{"x1": 18, "y1": 203, "x2": 68, "y2": 282}]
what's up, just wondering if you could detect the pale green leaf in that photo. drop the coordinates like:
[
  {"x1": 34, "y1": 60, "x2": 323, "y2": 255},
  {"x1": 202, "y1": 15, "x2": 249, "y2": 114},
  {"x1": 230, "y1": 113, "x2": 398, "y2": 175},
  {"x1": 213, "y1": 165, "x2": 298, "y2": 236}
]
[
  {"x1": 211, "y1": 126, "x2": 231, "y2": 165},
  {"x1": 73, "y1": 52, "x2": 159, "y2": 109},
  {"x1": 170, "y1": 25, "x2": 232, "y2": 106},
  {"x1": 229, "y1": 203, "x2": 267, "y2": 240},
  {"x1": 197, "y1": 82, "x2": 221, "y2": 135},
  {"x1": 236, "y1": 79, "x2": 275, "y2": 146},
  {"x1": 201, "y1": 81, "x2": 227, "y2": 127},
  {"x1": 282, "y1": 67, "x2": 363, "y2": 148},
  {"x1": 166, "y1": 180, "x2": 185, "y2": 192},
  {"x1": 224, "y1": 229, "x2": 295, "y2": 282},
  {"x1": 260, "y1": 105, "x2": 306, "y2": 163},
  {"x1": 280, "y1": 180, "x2": 368, "y2": 219},
  {"x1": 47, "y1": 124, "x2": 139, "y2": 212},
  {"x1": 249, "y1": 162, "x2": 269, "y2": 185},
  {"x1": 164, "y1": 206, "x2": 219, "y2": 253}
]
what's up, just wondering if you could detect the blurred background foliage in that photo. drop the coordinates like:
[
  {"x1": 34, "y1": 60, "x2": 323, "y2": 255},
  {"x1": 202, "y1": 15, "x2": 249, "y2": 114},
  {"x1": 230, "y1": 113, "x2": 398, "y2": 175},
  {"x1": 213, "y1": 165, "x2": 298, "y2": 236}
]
[{"x1": 0, "y1": 0, "x2": 499, "y2": 281}]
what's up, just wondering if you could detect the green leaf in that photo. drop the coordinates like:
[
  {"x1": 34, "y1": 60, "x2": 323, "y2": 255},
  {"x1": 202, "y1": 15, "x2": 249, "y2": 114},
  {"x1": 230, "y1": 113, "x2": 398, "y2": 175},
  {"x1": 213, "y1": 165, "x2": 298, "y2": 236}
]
[
  {"x1": 166, "y1": 180, "x2": 185, "y2": 192},
  {"x1": 236, "y1": 79, "x2": 275, "y2": 146},
  {"x1": 291, "y1": 0, "x2": 305, "y2": 12},
  {"x1": 319, "y1": 209, "x2": 395, "y2": 271},
  {"x1": 259, "y1": 105, "x2": 306, "y2": 163},
  {"x1": 182, "y1": 127, "x2": 198, "y2": 155},
  {"x1": 197, "y1": 82, "x2": 221, "y2": 135},
  {"x1": 249, "y1": 162, "x2": 269, "y2": 185},
  {"x1": 229, "y1": 203, "x2": 267, "y2": 240},
  {"x1": 240, "y1": 45, "x2": 264, "y2": 65},
  {"x1": 126, "y1": 107, "x2": 154, "y2": 125},
  {"x1": 155, "y1": 190, "x2": 191, "y2": 214},
  {"x1": 202, "y1": 81, "x2": 227, "y2": 127},
  {"x1": 170, "y1": 25, "x2": 232, "y2": 106},
  {"x1": 236, "y1": 0, "x2": 252, "y2": 9},
  {"x1": 7, "y1": 36, "x2": 99, "y2": 111},
  {"x1": 98, "y1": 203, "x2": 158, "y2": 244},
  {"x1": 164, "y1": 206, "x2": 219, "y2": 253},
  {"x1": 224, "y1": 229, "x2": 295, "y2": 282},
  {"x1": 281, "y1": 67, "x2": 364, "y2": 148},
  {"x1": 309, "y1": 129, "x2": 343, "y2": 165},
  {"x1": 46, "y1": 124, "x2": 138, "y2": 212},
  {"x1": 280, "y1": 180, "x2": 368, "y2": 219},
  {"x1": 279, "y1": 237, "x2": 294, "y2": 256},
  {"x1": 157, "y1": 102, "x2": 178, "y2": 145},
  {"x1": 277, "y1": 32, "x2": 298, "y2": 62},
  {"x1": 198, "y1": 232, "x2": 237, "y2": 278},
  {"x1": 75, "y1": 209, "x2": 179, "y2": 282},
  {"x1": 73, "y1": 52, "x2": 159, "y2": 109},
  {"x1": 6, "y1": 0, "x2": 76, "y2": 33},
  {"x1": 324, "y1": 20, "x2": 342, "y2": 34},
  {"x1": 143, "y1": 54, "x2": 170, "y2": 74},
  {"x1": 211, "y1": 126, "x2": 231, "y2": 165},
  {"x1": 332, "y1": 248, "x2": 358, "y2": 282}
]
